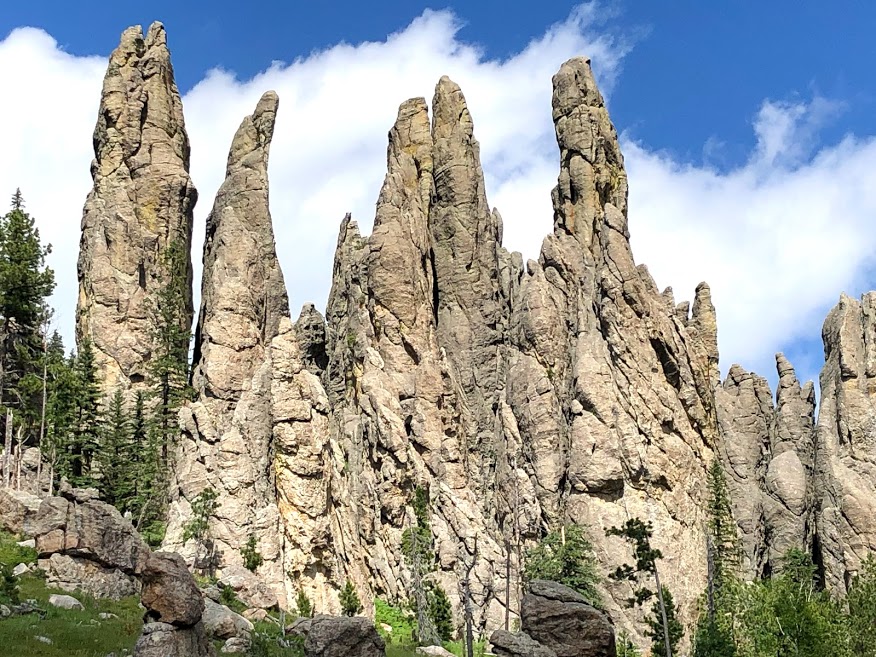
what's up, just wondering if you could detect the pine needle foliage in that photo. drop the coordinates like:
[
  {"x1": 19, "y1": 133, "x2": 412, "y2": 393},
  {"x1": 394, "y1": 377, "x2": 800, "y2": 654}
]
[{"x1": 524, "y1": 524, "x2": 601, "y2": 606}]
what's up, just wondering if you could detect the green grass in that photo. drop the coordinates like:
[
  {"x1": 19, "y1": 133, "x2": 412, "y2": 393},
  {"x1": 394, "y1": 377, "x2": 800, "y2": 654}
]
[{"x1": 0, "y1": 532, "x2": 142, "y2": 657}]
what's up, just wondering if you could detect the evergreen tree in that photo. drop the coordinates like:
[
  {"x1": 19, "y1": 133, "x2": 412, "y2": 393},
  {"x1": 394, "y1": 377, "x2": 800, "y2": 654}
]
[
  {"x1": 524, "y1": 524, "x2": 600, "y2": 606},
  {"x1": 427, "y1": 581, "x2": 453, "y2": 642},
  {"x1": 0, "y1": 190, "x2": 55, "y2": 400},
  {"x1": 646, "y1": 587, "x2": 683, "y2": 657},
  {"x1": 0, "y1": 191, "x2": 55, "y2": 447},
  {"x1": 607, "y1": 518, "x2": 678, "y2": 657},
  {"x1": 43, "y1": 335, "x2": 77, "y2": 488},
  {"x1": 148, "y1": 239, "x2": 192, "y2": 453},
  {"x1": 616, "y1": 632, "x2": 642, "y2": 657},
  {"x1": 139, "y1": 239, "x2": 192, "y2": 535},
  {"x1": 296, "y1": 589, "x2": 314, "y2": 618},
  {"x1": 848, "y1": 555, "x2": 876, "y2": 657},
  {"x1": 707, "y1": 460, "x2": 740, "y2": 592},
  {"x1": 240, "y1": 534, "x2": 264, "y2": 572},
  {"x1": 96, "y1": 388, "x2": 131, "y2": 508},
  {"x1": 68, "y1": 339, "x2": 101, "y2": 487},
  {"x1": 340, "y1": 580, "x2": 363, "y2": 617},
  {"x1": 183, "y1": 487, "x2": 220, "y2": 573}
]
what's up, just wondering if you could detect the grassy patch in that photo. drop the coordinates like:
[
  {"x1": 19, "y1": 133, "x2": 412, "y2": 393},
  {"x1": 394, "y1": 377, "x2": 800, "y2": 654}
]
[
  {"x1": 1, "y1": 573, "x2": 142, "y2": 657},
  {"x1": 0, "y1": 532, "x2": 142, "y2": 657},
  {"x1": 0, "y1": 530, "x2": 38, "y2": 567},
  {"x1": 375, "y1": 597, "x2": 416, "y2": 647}
]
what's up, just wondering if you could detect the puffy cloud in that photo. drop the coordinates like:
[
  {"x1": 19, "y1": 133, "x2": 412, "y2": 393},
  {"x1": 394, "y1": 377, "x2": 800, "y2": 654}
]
[
  {"x1": 625, "y1": 98, "x2": 876, "y2": 384},
  {"x1": 1, "y1": 5, "x2": 874, "y2": 391}
]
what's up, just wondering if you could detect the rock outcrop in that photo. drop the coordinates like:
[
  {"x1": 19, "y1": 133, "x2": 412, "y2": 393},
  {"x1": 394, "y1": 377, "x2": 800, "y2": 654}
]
[
  {"x1": 490, "y1": 581, "x2": 615, "y2": 657},
  {"x1": 715, "y1": 355, "x2": 816, "y2": 577},
  {"x1": 134, "y1": 551, "x2": 215, "y2": 657},
  {"x1": 812, "y1": 292, "x2": 876, "y2": 593},
  {"x1": 29, "y1": 485, "x2": 149, "y2": 596},
  {"x1": 76, "y1": 21, "x2": 196, "y2": 392},
  {"x1": 288, "y1": 615, "x2": 386, "y2": 657},
  {"x1": 165, "y1": 56, "x2": 721, "y2": 639},
  {"x1": 164, "y1": 92, "x2": 286, "y2": 589},
  {"x1": 75, "y1": 21, "x2": 876, "y2": 655}
]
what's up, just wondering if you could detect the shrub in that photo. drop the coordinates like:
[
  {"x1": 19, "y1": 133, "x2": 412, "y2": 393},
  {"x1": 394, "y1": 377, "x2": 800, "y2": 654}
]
[
  {"x1": 241, "y1": 534, "x2": 264, "y2": 572},
  {"x1": 296, "y1": 589, "x2": 314, "y2": 618},
  {"x1": 525, "y1": 524, "x2": 600, "y2": 605},
  {"x1": 340, "y1": 580, "x2": 363, "y2": 616}
]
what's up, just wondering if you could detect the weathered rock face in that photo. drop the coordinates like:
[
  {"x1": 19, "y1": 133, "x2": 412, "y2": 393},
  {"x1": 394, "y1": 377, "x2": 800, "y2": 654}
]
[
  {"x1": 812, "y1": 292, "x2": 876, "y2": 593},
  {"x1": 164, "y1": 92, "x2": 286, "y2": 589},
  {"x1": 39, "y1": 553, "x2": 140, "y2": 599},
  {"x1": 255, "y1": 57, "x2": 724, "y2": 639},
  {"x1": 715, "y1": 356, "x2": 816, "y2": 577},
  {"x1": 76, "y1": 21, "x2": 196, "y2": 392},
  {"x1": 29, "y1": 486, "x2": 150, "y2": 584},
  {"x1": 74, "y1": 21, "x2": 876, "y2": 655}
]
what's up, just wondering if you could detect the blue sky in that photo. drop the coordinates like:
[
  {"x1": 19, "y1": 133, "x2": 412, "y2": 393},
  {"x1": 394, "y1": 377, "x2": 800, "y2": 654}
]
[
  {"x1": 6, "y1": 1, "x2": 875, "y2": 166},
  {"x1": 1, "y1": 2, "x2": 875, "y2": 391}
]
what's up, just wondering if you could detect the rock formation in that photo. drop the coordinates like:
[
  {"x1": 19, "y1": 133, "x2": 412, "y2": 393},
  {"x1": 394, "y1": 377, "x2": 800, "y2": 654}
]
[
  {"x1": 134, "y1": 551, "x2": 215, "y2": 657},
  {"x1": 289, "y1": 615, "x2": 387, "y2": 657},
  {"x1": 164, "y1": 91, "x2": 287, "y2": 590},
  {"x1": 71, "y1": 21, "x2": 876, "y2": 655},
  {"x1": 491, "y1": 580, "x2": 615, "y2": 657},
  {"x1": 812, "y1": 292, "x2": 876, "y2": 593},
  {"x1": 76, "y1": 21, "x2": 196, "y2": 392}
]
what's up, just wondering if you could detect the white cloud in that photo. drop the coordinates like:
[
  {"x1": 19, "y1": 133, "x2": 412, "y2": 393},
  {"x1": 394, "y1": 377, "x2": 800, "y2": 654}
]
[
  {"x1": 0, "y1": 5, "x2": 875, "y2": 391},
  {"x1": 625, "y1": 99, "x2": 876, "y2": 384}
]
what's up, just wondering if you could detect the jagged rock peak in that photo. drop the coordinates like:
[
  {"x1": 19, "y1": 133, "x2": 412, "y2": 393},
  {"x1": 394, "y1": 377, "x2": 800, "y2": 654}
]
[
  {"x1": 191, "y1": 90, "x2": 288, "y2": 400},
  {"x1": 165, "y1": 92, "x2": 288, "y2": 593},
  {"x1": 551, "y1": 57, "x2": 628, "y2": 246},
  {"x1": 814, "y1": 292, "x2": 876, "y2": 593},
  {"x1": 76, "y1": 21, "x2": 196, "y2": 393}
]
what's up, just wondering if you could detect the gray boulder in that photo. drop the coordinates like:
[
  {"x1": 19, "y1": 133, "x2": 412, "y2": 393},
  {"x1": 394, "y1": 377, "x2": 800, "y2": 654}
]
[
  {"x1": 289, "y1": 615, "x2": 386, "y2": 657},
  {"x1": 0, "y1": 488, "x2": 41, "y2": 534},
  {"x1": 48, "y1": 593, "x2": 84, "y2": 610},
  {"x1": 133, "y1": 621, "x2": 215, "y2": 657},
  {"x1": 521, "y1": 581, "x2": 615, "y2": 657},
  {"x1": 140, "y1": 551, "x2": 204, "y2": 626},
  {"x1": 491, "y1": 630, "x2": 558, "y2": 657},
  {"x1": 202, "y1": 598, "x2": 253, "y2": 640}
]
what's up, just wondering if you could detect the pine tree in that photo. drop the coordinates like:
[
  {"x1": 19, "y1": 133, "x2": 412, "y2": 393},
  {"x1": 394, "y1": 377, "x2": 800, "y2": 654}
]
[
  {"x1": 43, "y1": 335, "x2": 76, "y2": 490},
  {"x1": 427, "y1": 581, "x2": 453, "y2": 642},
  {"x1": 148, "y1": 239, "x2": 192, "y2": 454},
  {"x1": 96, "y1": 388, "x2": 131, "y2": 508},
  {"x1": 607, "y1": 518, "x2": 678, "y2": 657},
  {"x1": 646, "y1": 587, "x2": 683, "y2": 657},
  {"x1": 296, "y1": 589, "x2": 314, "y2": 618},
  {"x1": 524, "y1": 524, "x2": 601, "y2": 606},
  {"x1": 0, "y1": 191, "x2": 54, "y2": 450},
  {"x1": 707, "y1": 460, "x2": 740, "y2": 592},
  {"x1": 848, "y1": 555, "x2": 876, "y2": 657},
  {"x1": 340, "y1": 580, "x2": 363, "y2": 616},
  {"x1": 68, "y1": 339, "x2": 101, "y2": 487}
]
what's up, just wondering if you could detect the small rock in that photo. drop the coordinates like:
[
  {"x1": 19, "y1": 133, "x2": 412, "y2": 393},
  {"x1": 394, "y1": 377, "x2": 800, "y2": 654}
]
[
  {"x1": 221, "y1": 636, "x2": 251, "y2": 653},
  {"x1": 379, "y1": 623, "x2": 392, "y2": 635},
  {"x1": 35, "y1": 636, "x2": 52, "y2": 644},
  {"x1": 12, "y1": 562, "x2": 30, "y2": 577},
  {"x1": 16, "y1": 538, "x2": 35, "y2": 549},
  {"x1": 0, "y1": 604, "x2": 9, "y2": 618},
  {"x1": 242, "y1": 608, "x2": 268, "y2": 622},
  {"x1": 48, "y1": 593, "x2": 84, "y2": 610},
  {"x1": 99, "y1": 612, "x2": 119, "y2": 619},
  {"x1": 202, "y1": 598, "x2": 253, "y2": 640},
  {"x1": 417, "y1": 646, "x2": 456, "y2": 657}
]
